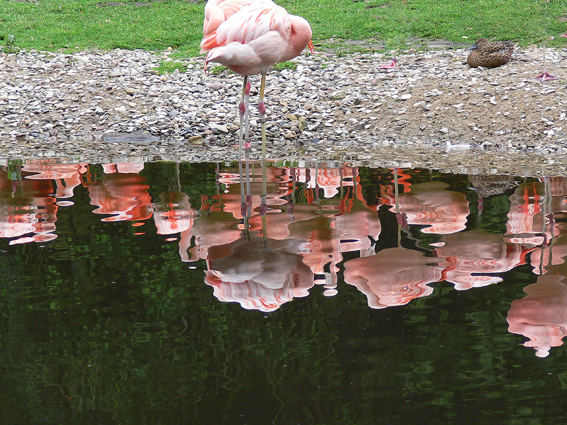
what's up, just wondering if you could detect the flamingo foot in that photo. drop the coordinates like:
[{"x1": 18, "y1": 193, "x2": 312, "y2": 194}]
[
  {"x1": 379, "y1": 57, "x2": 397, "y2": 69},
  {"x1": 535, "y1": 71, "x2": 558, "y2": 82},
  {"x1": 244, "y1": 141, "x2": 252, "y2": 149}
]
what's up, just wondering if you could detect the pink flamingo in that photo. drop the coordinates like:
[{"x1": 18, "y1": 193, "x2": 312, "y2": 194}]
[
  {"x1": 202, "y1": 0, "x2": 259, "y2": 37},
  {"x1": 201, "y1": 0, "x2": 314, "y2": 155}
]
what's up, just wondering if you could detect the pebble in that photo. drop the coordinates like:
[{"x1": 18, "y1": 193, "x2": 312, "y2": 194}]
[{"x1": 0, "y1": 46, "x2": 566, "y2": 177}]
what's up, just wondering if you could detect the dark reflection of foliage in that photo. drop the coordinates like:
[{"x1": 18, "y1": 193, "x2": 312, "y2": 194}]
[
  {"x1": 0, "y1": 231, "x2": 343, "y2": 424},
  {"x1": 1, "y1": 165, "x2": 567, "y2": 425},
  {"x1": 141, "y1": 162, "x2": 219, "y2": 210},
  {"x1": 479, "y1": 193, "x2": 514, "y2": 234}
]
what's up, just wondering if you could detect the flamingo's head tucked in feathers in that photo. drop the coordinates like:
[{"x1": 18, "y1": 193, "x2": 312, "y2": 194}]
[{"x1": 276, "y1": 14, "x2": 313, "y2": 62}]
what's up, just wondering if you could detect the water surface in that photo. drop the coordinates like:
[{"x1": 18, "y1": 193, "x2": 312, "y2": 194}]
[{"x1": 1, "y1": 159, "x2": 566, "y2": 424}]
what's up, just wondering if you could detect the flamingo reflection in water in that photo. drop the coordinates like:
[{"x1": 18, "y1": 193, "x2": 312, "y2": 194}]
[
  {"x1": 508, "y1": 268, "x2": 567, "y2": 358},
  {"x1": 202, "y1": 159, "x2": 315, "y2": 312},
  {"x1": 344, "y1": 169, "x2": 513, "y2": 308},
  {"x1": 435, "y1": 230, "x2": 530, "y2": 291},
  {"x1": 151, "y1": 164, "x2": 198, "y2": 259},
  {"x1": 504, "y1": 181, "x2": 550, "y2": 247},
  {"x1": 381, "y1": 180, "x2": 469, "y2": 235},
  {"x1": 506, "y1": 177, "x2": 567, "y2": 357},
  {"x1": 196, "y1": 160, "x2": 382, "y2": 310},
  {"x1": 205, "y1": 238, "x2": 314, "y2": 312},
  {"x1": 0, "y1": 160, "x2": 89, "y2": 245},
  {"x1": 88, "y1": 163, "x2": 153, "y2": 223},
  {"x1": 528, "y1": 178, "x2": 567, "y2": 275},
  {"x1": 344, "y1": 247, "x2": 445, "y2": 309},
  {"x1": 23, "y1": 160, "x2": 87, "y2": 200},
  {"x1": 342, "y1": 168, "x2": 445, "y2": 308}
]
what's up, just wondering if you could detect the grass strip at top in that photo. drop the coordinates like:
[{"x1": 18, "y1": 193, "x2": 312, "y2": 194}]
[{"x1": 0, "y1": 0, "x2": 566, "y2": 55}]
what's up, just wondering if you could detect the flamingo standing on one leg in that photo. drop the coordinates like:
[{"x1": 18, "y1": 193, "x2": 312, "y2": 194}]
[
  {"x1": 202, "y1": 0, "x2": 270, "y2": 157},
  {"x1": 200, "y1": 0, "x2": 314, "y2": 156}
]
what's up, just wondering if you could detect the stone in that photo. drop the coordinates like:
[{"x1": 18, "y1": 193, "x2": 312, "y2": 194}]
[
  {"x1": 0, "y1": 47, "x2": 566, "y2": 176},
  {"x1": 103, "y1": 130, "x2": 159, "y2": 145}
]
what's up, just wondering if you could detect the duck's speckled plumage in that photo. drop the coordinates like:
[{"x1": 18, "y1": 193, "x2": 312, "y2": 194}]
[{"x1": 467, "y1": 38, "x2": 514, "y2": 68}]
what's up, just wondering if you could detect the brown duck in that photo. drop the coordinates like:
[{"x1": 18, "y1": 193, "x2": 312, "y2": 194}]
[{"x1": 467, "y1": 38, "x2": 514, "y2": 68}]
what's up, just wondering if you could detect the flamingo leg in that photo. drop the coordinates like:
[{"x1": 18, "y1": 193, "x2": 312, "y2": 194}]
[
  {"x1": 238, "y1": 76, "x2": 248, "y2": 157},
  {"x1": 258, "y1": 72, "x2": 267, "y2": 157},
  {"x1": 244, "y1": 78, "x2": 251, "y2": 152}
]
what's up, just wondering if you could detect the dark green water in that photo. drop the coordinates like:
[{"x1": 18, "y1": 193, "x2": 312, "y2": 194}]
[{"x1": 1, "y1": 160, "x2": 566, "y2": 425}]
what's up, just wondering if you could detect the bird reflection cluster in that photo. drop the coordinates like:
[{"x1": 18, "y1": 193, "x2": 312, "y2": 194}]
[{"x1": 2, "y1": 159, "x2": 567, "y2": 357}]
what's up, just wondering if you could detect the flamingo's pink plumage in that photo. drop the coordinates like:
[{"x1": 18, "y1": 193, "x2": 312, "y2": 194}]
[
  {"x1": 202, "y1": 0, "x2": 262, "y2": 38},
  {"x1": 200, "y1": 0, "x2": 313, "y2": 154},
  {"x1": 201, "y1": 1, "x2": 313, "y2": 75}
]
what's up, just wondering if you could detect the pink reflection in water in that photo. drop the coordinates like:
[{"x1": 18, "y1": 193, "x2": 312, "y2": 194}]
[
  {"x1": 205, "y1": 239, "x2": 314, "y2": 312},
  {"x1": 344, "y1": 247, "x2": 445, "y2": 308},
  {"x1": 505, "y1": 182, "x2": 547, "y2": 246},
  {"x1": 382, "y1": 181, "x2": 469, "y2": 234},
  {"x1": 0, "y1": 160, "x2": 92, "y2": 244},
  {"x1": 0, "y1": 167, "x2": 60, "y2": 244},
  {"x1": 530, "y1": 223, "x2": 567, "y2": 275},
  {"x1": 524, "y1": 178, "x2": 567, "y2": 274},
  {"x1": 152, "y1": 191, "x2": 196, "y2": 235},
  {"x1": 23, "y1": 160, "x2": 87, "y2": 199},
  {"x1": 435, "y1": 230, "x2": 529, "y2": 290},
  {"x1": 508, "y1": 271, "x2": 567, "y2": 357},
  {"x1": 331, "y1": 179, "x2": 381, "y2": 255},
  {"x1": 102, "y1": 162, "x2": 145, "y2": 174},
  {"x1": 89, "y1": 163, "x2": 152, "y2": 222},
  {"x1": 295, "y1": 167, "x2": 358, "y2": 198}
]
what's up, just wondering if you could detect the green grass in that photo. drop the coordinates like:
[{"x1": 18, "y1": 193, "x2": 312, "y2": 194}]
[
  {"x1": 155, "y1": 60, "x2": 187, "y2": 74},
  {"x1": 0, "y1": 0, "x2": 565, "y2": 56},
  {"x1": 209, "y1": 65, "x2": 228, "y2": 75},
  {"x1": 272, "y1": 61, "x2": 297, "y2": 71}
]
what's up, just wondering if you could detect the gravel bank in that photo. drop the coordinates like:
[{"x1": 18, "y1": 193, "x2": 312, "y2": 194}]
[{"x1": 1, "y1": 46, "x2": 567, "y2": 176}]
